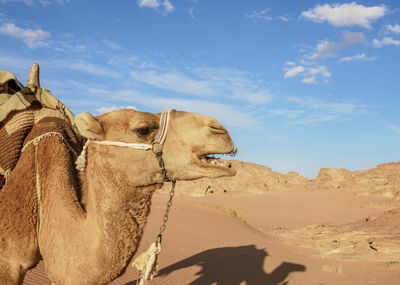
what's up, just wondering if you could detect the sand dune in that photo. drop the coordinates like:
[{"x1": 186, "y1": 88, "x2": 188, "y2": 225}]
[{"x1": 23, "y1": 161, "x2": 400, "y2": 284}]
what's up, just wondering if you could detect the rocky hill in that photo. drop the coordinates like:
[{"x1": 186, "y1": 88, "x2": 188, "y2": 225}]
[
  {"x1": 160, "y1": 160, "x2": 400, "y2": 199},
  {"x1": 309, "y1": 162, "x2": 400, "y2": 199}
]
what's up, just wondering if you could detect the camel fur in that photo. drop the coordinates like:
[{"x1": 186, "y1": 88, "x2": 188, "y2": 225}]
[{"x1": 0, "y1": 64, "x2": 236, "y2": 284}]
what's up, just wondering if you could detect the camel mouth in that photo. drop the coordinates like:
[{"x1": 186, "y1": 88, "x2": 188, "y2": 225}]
[{"x1": 198, "y1": 154, "x2": 233, "y2": 169}]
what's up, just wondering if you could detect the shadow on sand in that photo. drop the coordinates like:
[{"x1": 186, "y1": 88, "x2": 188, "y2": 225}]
[{"x1": 126, "y1": 244, "x2": 306, "y2": 285}]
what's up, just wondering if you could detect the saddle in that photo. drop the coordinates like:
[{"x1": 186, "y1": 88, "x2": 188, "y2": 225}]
[{"x1": 0, "y1": 64, "x2": 77, "y2": 190}]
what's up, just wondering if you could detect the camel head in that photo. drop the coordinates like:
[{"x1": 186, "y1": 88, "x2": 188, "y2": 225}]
[{"x1": 75, "y1": 109, "x2": 236, "y2": 186}]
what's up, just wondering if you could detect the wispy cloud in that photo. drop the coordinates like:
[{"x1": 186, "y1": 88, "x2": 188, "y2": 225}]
[
  {"x1": 288, "y1": 97, "x2": 357, "y2": 114},
  {"x1": 340, "y1": 53, "x2": 377, "y2": 62},
  {"x1": 102, "y1": 39, "x2": 120, "y2": 50},
  {"x1": 283, "y1": 62, "x2": 330, "y2": 84},
  {"x1": 309, "y1": 31, "x2": 366, "y2": 59},
  {"x1": 86, "y1": 89, "x2": 258, "y2": 128},
  {"x1": 269, "y1": 97, "x2": 362, "y2": 125},
  {"x1": 268, "y1": 109, "x2": 305, "y2": 119},
  {"x1": 130, "y1": 65, "x2": 273, "y2": 105},
  {"x1": 95, "y1": 105, "x2": 136, "y2": 114},
  {"x1": 137, "y1": 0, "x2": 175, "y2": 14},
  {"x1": 130, "y1": 70, "x2": 214, "y2": 96},
  {"x1": 389, "y1": 124, "x2": 400, "y2": 135},
  {"x1": 188, "y1": 7, "x2": 195, "y2": 19},
  {"x1": 284, "y1": 65, "x2": 305, "y2": 78},
  {"x1": 386, "y1": 24, "x2": 400, "y2": 34},
  {"x1": 277, "y1": 16, "x2": 290, "y2": 22},
  {"x1": 54, "y1": 60, "x2": 122, "y2": 78},
  {"x1": 0, "y1": 22, "x2": 50, "y2": 49},
  {"x1": 246, "y1": 8, "x2": 290, "y2": 22},
  {"x1": 246, "y1": 8, "x2": 273, "y2": 21},
  {"x1": 301, "y1": 3, "x2": 387, "y2": 29},
  {"x1": 373, "y1": 37, "x2": 400, "y2": 47},
  {"x1": 0, "y1": 0, "x2": 34, "y2": 5},
  {"x1": 0, "y1": 0, "x2": 69, "y2": 6},
  {"x1": 301, "y1": 77, "x2": 316, "y2": 84}
]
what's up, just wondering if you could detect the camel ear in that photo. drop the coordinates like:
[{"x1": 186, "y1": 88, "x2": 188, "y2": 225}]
[{"x1": 75, "y1": 112, "x2": 104, "y2": 139}]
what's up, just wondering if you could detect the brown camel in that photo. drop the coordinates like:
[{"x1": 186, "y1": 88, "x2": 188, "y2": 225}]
[{"x1": 0, "y1": 64, "x2": 236, "y2": 284}]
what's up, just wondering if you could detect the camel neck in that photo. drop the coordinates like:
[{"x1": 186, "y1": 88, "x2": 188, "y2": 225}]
[{"x1": 74, "y1": 154, "x2": 162, "y2": 281}]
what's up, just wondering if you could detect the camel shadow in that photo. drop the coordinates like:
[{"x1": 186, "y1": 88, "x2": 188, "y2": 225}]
[{"x1": 126, "y1": 244, "x2": 306, "y2": 285}]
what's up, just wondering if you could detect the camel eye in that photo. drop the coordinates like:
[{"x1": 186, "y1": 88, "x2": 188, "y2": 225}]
[{"x1": 136, "y1": 127, "x2": 151, "y2": 137}]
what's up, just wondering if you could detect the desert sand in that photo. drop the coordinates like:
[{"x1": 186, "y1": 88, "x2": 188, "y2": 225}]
[{"x1": 23, "y1": 160, "x2": 400, "y2": 284}]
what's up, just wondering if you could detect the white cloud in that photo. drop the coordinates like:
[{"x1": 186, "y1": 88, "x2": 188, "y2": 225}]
[
  {"x1": 284, "y1": 65, "x2": 305, "y2": 78},
  {"x1": 0, "y1": 54, "x2": 35, "y2": 77},
  {"x1": 277, "y1": 16, "x2": 289, "y2": 22},
  {"x1": 340, "y1": 53, "x2": 377, "y2": 62},
  {"x1": 137, "y1": 0, "x2": 158, "y2": 8},
  {"x1": 163, "y1": 0, "x2": 174, "y2": 13},
  {"x1": 0, "y1": 23, "x2": 50, "y2": 49},
  {"x1": 188, "y1": 7, "x2": 195, "y2": 19},
  {"x1": 130, "y1": 66, "x2": 272, "y2": 105},
  {"x1": 389, "y1": 124, "x2": 400, "y2": 135},
  {"x1": 270, "y1": 97, "x2": 362, "y2": 125},
  {"x1": 387, "y1": 24, "x2": 400, "y2": 34},
  {"x1": 246, "y1": 8, "x2": 290, "y2": 22},
  {"x1": 246, "y1": 8, "x2": 273, "y2": 21},
  {"x1": 301, "y1": 3, "x2": 387, "y2": 29},
  {"x1": 373, "y1": 37, "x2": 400, "y2": 47},
  {"x1": 38, "y1": 0, "x2": 50, "y2": 5},
  {"x1": 0, "y1": 0, "x2": 34, "y2": 5},
  {"x1": 64, "y1": 60, "x2": 122, "y2": 78},
  {"x1": 0, "y1": 0, "x2": 68, "y2": 5},
  {"x1": 283, "y1": 62, "x2": 330, "y2": 84},
  {"x1": 288, "y1": 97, "x2": 357, "y2": 114},
  {"x1": 268, "y1": 109, "x2": 305, "y2": 119},
  {"x1": 86, "y1": 89, "x2": 258, "y2": 128},
  {"x1": 102, "y1": 39, "x2": 120, "y2": 50},
  {"x1": 108, "y1": 55, "x2": 160, "y2": 70},
  {"x1": 137, "y1": 0, "x2": 175, "y2": 13},
  {"x1": 301, "y1": 77, "x2": 316, "y2": 84},
  {"x1": 96, "y1": 105, "x2": 136, "y2": 114},
  {"x1": 145, "y1": 97, "x2": 258, "y2": 127},
  {"x1": 131, "y1": 70, "x2": 215, "y2": 96},
  {"x1": 308, "y1": 66, "x2": 331, "y2": 77},
  {"x1": 310, "y1": 31, "x2": 366, "y2": 59}
]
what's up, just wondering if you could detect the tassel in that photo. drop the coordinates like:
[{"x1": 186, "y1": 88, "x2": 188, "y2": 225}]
[
  {"x1": 132, "y1": 241, "x2": 162, "y2": 285},
  {"x1": 4, "y1": 169, "x2": 11, "y2": 181},
  {"x1": 4, "y1": 169, "x2": 11, "y2": 178},
  {"x1": 75, "y1": 140, "x2": 90, "y2": 171}
]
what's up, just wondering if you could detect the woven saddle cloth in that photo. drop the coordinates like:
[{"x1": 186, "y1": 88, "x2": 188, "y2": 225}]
[{"x1": 0, "y1": 70, "x2": 78, "y2": 181}]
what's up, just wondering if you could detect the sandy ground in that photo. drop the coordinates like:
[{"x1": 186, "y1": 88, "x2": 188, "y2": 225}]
[{"x1": 24, "y1": 188, "x2": 400, "y2": 285}]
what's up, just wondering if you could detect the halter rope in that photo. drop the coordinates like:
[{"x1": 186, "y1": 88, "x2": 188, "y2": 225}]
[{"x1": 75, "y1": 110, "x2": 171, "y2": 171}]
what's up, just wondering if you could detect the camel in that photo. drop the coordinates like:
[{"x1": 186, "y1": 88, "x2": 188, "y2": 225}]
[{"x1": 0, "y1": 64, "x2": 236, "y2": 284}]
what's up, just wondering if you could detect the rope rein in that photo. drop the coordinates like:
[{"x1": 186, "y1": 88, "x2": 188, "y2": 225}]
[{"x1": 34, "y1": 144, "x2": 42, "y2": 249}]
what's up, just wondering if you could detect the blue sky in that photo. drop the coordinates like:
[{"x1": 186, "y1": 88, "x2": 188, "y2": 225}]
[{"x1": 0, "y1": 0, "x2": 399, "y2": 177}]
